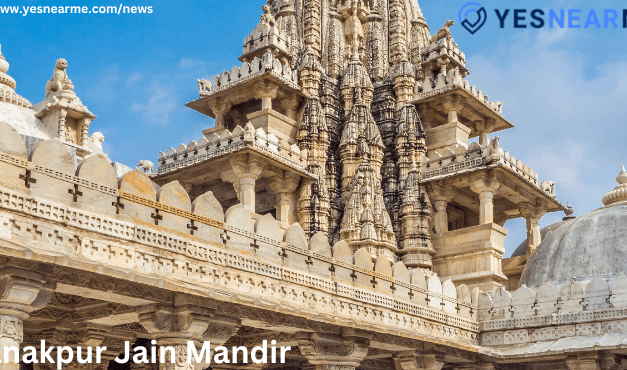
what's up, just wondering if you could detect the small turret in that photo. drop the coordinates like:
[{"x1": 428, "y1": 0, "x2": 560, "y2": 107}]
[{"x1": 0, "y1": 44, "x2": 32, "y2": 108}]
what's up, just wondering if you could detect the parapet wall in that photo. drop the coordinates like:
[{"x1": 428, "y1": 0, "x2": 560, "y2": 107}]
[
  {"x1": 0, "y1": 121, "x2": 480, "y2": 342},
  {"x1": 478, "y1": 275, "x2": 627, "y2": 346}
]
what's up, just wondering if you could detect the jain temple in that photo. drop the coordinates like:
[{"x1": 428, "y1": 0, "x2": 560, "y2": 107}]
[{"x1": 0, "y1": 0, "x2": 627, "y2": 370}]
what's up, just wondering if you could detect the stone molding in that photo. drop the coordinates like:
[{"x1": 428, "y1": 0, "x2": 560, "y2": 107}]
[
  {"x1": 0, "y1": 184, "x2": 477, "y2": 315},
  {"x1": 0, "y1": 211, "x2": 480, "y2": 347},
  {"x1": 157, "y1": 127, "x2": 307, "y2": 176}
]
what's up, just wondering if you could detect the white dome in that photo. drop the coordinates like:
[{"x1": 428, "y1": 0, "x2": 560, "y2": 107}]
[{"x1": 520, "y1": 167, "x2": 627, "y2": 287}]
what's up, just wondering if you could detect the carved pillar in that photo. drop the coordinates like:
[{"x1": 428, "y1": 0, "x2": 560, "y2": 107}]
[
  {"x1": 268, "y1": 172, "x2": 301, "y2": 225},
  {"x1": 427, "y1": 184, "x2": 456, "y2": 234},
  {"x1": 0, "y1": 262, "x2": 55, "y2": 370},
  {"x1": 80, "y1": 118, "x2": 92, "y2": 146},
  {"x1": 254, "y1": 81, "x2": 280, "y2": 111},
  {"x1": 566, "y1": 353, "x2": 600, "y2": 370},
  {"x1": 417, "y1": 104, "x2": 433, "y2": 131},
  {"x1": 209, "y1": 98, "x2": 233, "y2": 131},
  {"x1": 139, "y1": 304, "x2": 240, "y2": 370},
  {"x1": 475, "y1": 118, "x2": 495, "y2": 147},
  {"x1": 393, "y1": 351, "x2": 446, "y2": 370},
  {"x1": 30, "y1": 324, "x2": 111, "y2": 370},
  {"x1": 518, "y1": 202, "x2": 548, "y2": 258},
  {"x1": 221, "y1": 155, "x2": 266, "y2": 213},
  {"x1": 58, "y1": 108, "x2": 68, "y2": 140},
  {"x1": 442, "y1": 95, "x2": 464, "y2": 125},
  {"x1": 282, "y1": 96, "x2": 300, "y2": 121},
  {"x1": 297, "y1": 329, "x2": 370, "y2": 370},
  {"x1": 470, "y1": 174, "x2": 501, "y2": 225}
]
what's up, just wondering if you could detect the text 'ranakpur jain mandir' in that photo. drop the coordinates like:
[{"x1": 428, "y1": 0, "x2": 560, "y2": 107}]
[{"x1": 1, "y1": 0, "x2": 627, "y2": 369}]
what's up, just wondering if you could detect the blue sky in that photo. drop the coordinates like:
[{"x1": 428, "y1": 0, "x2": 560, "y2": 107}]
[{"x1": 2, "y1": 0, "x2": 626, "y2": 255}]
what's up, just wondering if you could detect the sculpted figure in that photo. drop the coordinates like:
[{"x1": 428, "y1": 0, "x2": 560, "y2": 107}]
[
  {"x1": 136, "y1": 160, "x2": 154, "y2": 173},
  {"x1": 540, "y1": 181, "x2": 557, "y2": 198},
  {"x1": 197, "y1": 79, "x2": 213, "y2": 94},
  {"x1": 260, "y1": 5, "x2": 277, "y2": 28},
  {"x1": 90, "y1": 132, "x2": 105, "y2": 149},
  {"x1": 431, "y1": 20, "x2": 455, "y2": 44},
  {"x1": 45, "y1": 58, "x2": 69, "y2": 96},
  {"x1": 489, "y1": 101, "x2": 503, "y2": 114}
]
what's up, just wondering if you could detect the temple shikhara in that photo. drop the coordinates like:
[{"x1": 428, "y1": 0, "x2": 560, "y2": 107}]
[{"x1": 1, "y1": 1, "x2": 627, "y2": 370}]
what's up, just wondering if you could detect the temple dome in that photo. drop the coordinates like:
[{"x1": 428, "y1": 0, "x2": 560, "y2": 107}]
[{"x1": 520, "y1": 167, "x2": 627, "y2": 287}]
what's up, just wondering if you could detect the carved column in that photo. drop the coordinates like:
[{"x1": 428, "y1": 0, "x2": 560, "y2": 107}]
[
  {"x1": 566, "y1": 353, "x2": 600, "y2": 370},
  {"x1": 209, "y1": 98, "x2": 233, "y2": 131},
  {"x1": 470, "y1": 174, "x2": 501, "y2": 225},
  {"x1": 442, "y1": 95, "x2": 464, "y2": 125},
  {"x1": 139, "y1": 304, "x2": 240, "y2": 370},
  {"x1": 221, "y1": 155, "x2": 266, "y2": 213},
  {"x1": 427, "y1": 184, "x2": 456, "y2": 234},
  {"x1": 393, "y1": 351, "x2": 446, "y2": 370},
  {"x1": 254, "y1": 81, "x2": 280, "y2": 111},
  {"x1": 268, "y1": 172, "x2": 301, "y2": 225},
  {"x1": 281, "y1": 96, "x2": 300, "y2": 121},
  {"x1": 518, "y1": 202, "x2": 548, "y2": 258},
  {"x1": 475, "y1": 118, "x2": 495, "y2": 147},
  {"x1": 297, "y1": 329, "x2": 370, "y2": 370},
  {"x1": 57, "y1": 108, "x2": 68, "y2": 141},
  {"x1": 80, "y1": 118, "x2": 92, "y2": 146},
  {"x1": 0, "y1": 261, "x2": 55, "y2": 370},
  {"x1": 29, "y1": 324, "x2": 111, "y2": 370}
]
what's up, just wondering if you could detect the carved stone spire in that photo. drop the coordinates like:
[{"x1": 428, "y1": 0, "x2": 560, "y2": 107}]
[
  {"x1": 299, "y1": 45, "x2": 325, "y2": 97},
  {"x1": 395, "y1": 103, "x2": 426, "y2": 186},
  {"x1": 340, "y1": 53, "x2": 374, "y2": 114},
  {"x1": 339, "y1": 157, "x2": 397, "y2": 259},
  {"x1": 340, "y1": 89, "x2": 384, "y2": 195},
  {"x1": 303, "y1": 0, "x2": 322, "y2": 55},
  {"x1": 389, "y1": 0, "x2": 408, "y2": 65},
  {"x1": 399, "y1": 162, "x2": 434, "y2": 268},
  {"x1": 392, "y1": 48, "x2": 417, "y2": 108}
]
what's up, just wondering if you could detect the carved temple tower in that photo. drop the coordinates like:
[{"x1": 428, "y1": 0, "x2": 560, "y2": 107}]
[{"x1": 171, "y1": 0, "x2": 566, "y2": 291}]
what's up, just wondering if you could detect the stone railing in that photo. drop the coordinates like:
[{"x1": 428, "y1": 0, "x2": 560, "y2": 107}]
[
  {"x1": 0, "y1": 122, "x2": 480, "y2": 341},
  {"x1": 478, "y1": 274, "x2": 627, "y2": 346},
  {"x1": 424, "y1": 139, "x2": 544, "y2": 190},
  {"x1": 416, "y1": 70, "x2": 503, "y2": 116},
  {"x1": 241, "y1": 21, "x2": 290, "y2": 60},
  {"x1": 1, "y1": 71, "x2": 31, "y2": 108},
  {"x1": 157, "y1": 123, "x2": 306, "y2": 175},
  {"x1": 423, "y1": 38, "x2": 466, "y2": 67},
  {"x1": 198, "y1": 50, "x2": 299, "y2": 97}
]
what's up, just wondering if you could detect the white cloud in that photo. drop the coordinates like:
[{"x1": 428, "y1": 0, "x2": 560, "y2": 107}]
[
  {"x1": 85, "y1": 64, "x2": 121, "y2": 103},
  {"x1": 126, "y1": 72, "x2": 142, "y2": 86},
  {"x1": 179, "y1": 57, "x2": 207, "y2": 70},
  {"x1": 131, "y1": 83, "x2": 179, "y2": 125},
  {"x1": 465, "y1": 26, "x2": 627, "y2": 255}
]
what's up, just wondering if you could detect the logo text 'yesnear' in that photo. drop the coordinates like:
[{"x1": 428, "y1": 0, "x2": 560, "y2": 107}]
[{"x1": 459, "y1": 3, "x2": 627, "y2": 34}]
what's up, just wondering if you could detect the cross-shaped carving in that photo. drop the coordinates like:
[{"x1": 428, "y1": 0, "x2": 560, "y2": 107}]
[
  {"x1": 19, "y1": 170, "x2": 37, "y2": 188},
  {"x1": 68, "y1": 185, "x2": 83, "y2": 202},
  {"x1": 329, "y1": 264, "x2": 336, "y2": 277},
  {"x1": 370, "y1": 277, "x2": 378, "y2": 289},
  {"x1": 278, "y1": 248, "x2": 288, "y2": 259},
  {"x1": 408, "y1": 290, "x2": 414, "y2": 299},
  {"x1": 250, "y1": 240, "x2": 260, "y2": 253},
  {"x1": 112, "y1": 197, "x2": 125, "y2": 214},
  {"x1": 581, "y1": 298, "x2": 589, "y2": 311},
  {"x1": 187, "y1": 220, "x2": 199, "y2": 235},
  {"x1": 220, "y1": 232, "x2": 230, "y2": 245},
  {"x1": 151, "y1": 210, "x2": 164, "y2": 225},
  {"x1": 305, "y1": 256, "x2": 314, "y2": 266},
  {"x1": 350, "y1": 271, "x2": 358, "y2": 282}
]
